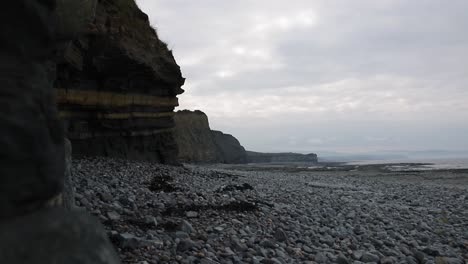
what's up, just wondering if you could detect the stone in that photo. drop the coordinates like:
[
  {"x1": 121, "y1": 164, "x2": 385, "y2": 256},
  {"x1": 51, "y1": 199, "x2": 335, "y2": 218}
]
[
  {"x1": 262, "y1": 258, "x2": 283, "y2": 264},
  {"x1": 180, "y1": 220, "x2": 195, "y2": 234},
  {"x1": 361, "y1": 252, "x2": 380, "y2": 263},
  {"x1": 352, "y1": 250, "x2": 364, "y2": 260},
  {"x1": 315, "y1": 252, "x2": 328, "y2": 263},
  {"x1": 224, "y1": 247, "x2": 235, "y2": 256},
  {"x1": 118, "y1": 197, "x2": 135, "y2": 208},
  {"x1": 435, "y1": 257, "x2": 464, "y2": 264},
  {"x1": 274, "y1": 228, "x2": 288, "y2": 242},
  {"x1": 414, "y1": 251, "x2": 426, "y2": 263},
  {"x1": 177, "y1": 239, "x2": 198, "y2": 252},
  {"x1": 143, "y1": 216, "x2": 157, "y2": 227},
  {"x1": 175, "y1": 231, "x2": 190, "y2": 239},
  {"x1": 99, "y1": 192, "x2": 113, "y2": 202},
  {"x1": 419, "y1": 222, "x2": 431, "y2": 231},
  {"x1": 186, "y1": 211, "x2": 199, "y2": 218},
  {"x1": 260, "y1": 239, "x2": 276, "y2": 249},
  {"x1": 423, "y1": 247, "x2": 441, "y2": 257},
  {"x1": 381, "y1": 257, "x2": 396, "y2": 264},
  {"x1": 302, "y1": 245, "x2": 314, "y2": 253},
  {"x1": 346, "y1": 211, "x2": 356, "y2": 219},
  {"x1": 406, "y1": 256, "x2": 419, "y2": 264},
  {"x1": 232, "y1": 219, "x2": 243, "y2": 225},
  {"x1": 320, "y1": 235, "x2": 334, "y2": 246},
  {"x1": 214, "y1": 226, "x2": 224, "y2": 233},
  {"x1": 232, "y1": 238, "x2": 248, "y2": 252},
  {"x1": 107, "y1": 211, "x2": 121, "y2": 221},
  {"x1": 336, "y1": 253, "x2": 350, "y2": 264},
  {"x1": 275, "y1": 249, "x2": 287, "y2": 259},
  {"x1": 117, "y1": 233, "x2": 141, "y2": 249},
  {"x1": 200, "y1": 258, "x2": 220, "y2": 264}
]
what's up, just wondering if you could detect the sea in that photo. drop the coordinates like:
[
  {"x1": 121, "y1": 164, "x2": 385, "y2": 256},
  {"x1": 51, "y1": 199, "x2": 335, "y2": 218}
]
[{"x1": 346, "y1": 158, "x2": 468, "y2": 171}]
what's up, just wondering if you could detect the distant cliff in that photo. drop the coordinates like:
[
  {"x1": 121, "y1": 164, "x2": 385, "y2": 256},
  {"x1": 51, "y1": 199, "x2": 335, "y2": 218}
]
[
  {"x1": 174, "y1": 110, "x2": 247, "y2": 164},
  {"x1": 55, "y1": 0, "x2": 185, "y2": 164},
  {"x1": 211, "y1": 131, "x2": 248, "y2": 164},
  {"x1": 173, "y1": 110, "x2": 221, "y2": 163},
  {"x1": 246, "y1": 151, "x2": 318, "y2": 163}
]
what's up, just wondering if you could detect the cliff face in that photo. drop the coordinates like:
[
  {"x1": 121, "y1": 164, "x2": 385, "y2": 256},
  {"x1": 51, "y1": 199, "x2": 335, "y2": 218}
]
[
  {"x1": 173, "y1": 110, "x2": 221, "y2": 163},
  {"x1": 211, "y1": 131, "x2": 248, "y2": 164},
  {"x1": 174, "y1": 110, "x2": 247, "y2": 164},
  {"x1": 56, "y1": 0, "x2": 184, "y2": 164},
  {"x1": 246, "y1": 151, "x2": 318, "y2": 163}
]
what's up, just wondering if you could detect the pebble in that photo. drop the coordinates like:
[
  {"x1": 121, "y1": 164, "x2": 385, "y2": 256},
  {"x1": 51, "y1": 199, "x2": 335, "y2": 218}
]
[
  {"x1": 177, "y1": 239, "x2": 198, "y2": 252},
  {"x1": 336, "y1": 253, "x2": 350, "y2": 264},
  {"x1": 180, "y1": 220, "x2": 195, "y2": 234},
  {"x1": 144, "y1": 216, "x2": 157, "y2": 226},
  {"x1": 274, "y1": 228, "x2": 288, "y2": 242},
  {"x1": 315, "y1": 252, "x2": 328, "y2": 263},
  {"x1": 186, "y1": 211, "x2": 199, "y2": 218},
  {"x1": 71, "y1": 157, "x2": 467, "y2": 263},
  {"x1": 99, "y1": 191, "x2": 113, "y2": 202},
  {"x1": 361, "y1": 252, "x2": 380, "y2": 263},
  {"x1": 117, "y1": 233, "x2": 140, "y2": 249},
  {"x1": 106, "y1": 211, "x2": 120, "y2": 221}
]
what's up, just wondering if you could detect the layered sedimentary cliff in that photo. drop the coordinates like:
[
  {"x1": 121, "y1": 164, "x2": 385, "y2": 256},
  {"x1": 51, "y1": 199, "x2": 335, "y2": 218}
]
[
  {"x1": 56, "y1": 0, "x2": 185, "y2": 164},
  {"x1": 174, "y1": 110, "x2": 248, "y2": 164},
  {"x1": 246, "y1": 151, "x2": 318, "y2": 163}
]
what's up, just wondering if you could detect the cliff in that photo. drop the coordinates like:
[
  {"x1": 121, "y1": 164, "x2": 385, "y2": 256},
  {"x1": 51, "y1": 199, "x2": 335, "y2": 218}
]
[
  {"x1": 173, "y1": 110, "x2": 221, "y2": 163},
  {"x1": 246, "y1": 151, "x2": 318, "y2": 163},
  {"x1": 55, "y1": 0, "x2": 185, "y2": 164},
  {"x1": 174, "y1": 110, "x2": 248, "y2": 164},
  {"x1": 212, "y1": 131, "x2": 248, "y2": 164}
]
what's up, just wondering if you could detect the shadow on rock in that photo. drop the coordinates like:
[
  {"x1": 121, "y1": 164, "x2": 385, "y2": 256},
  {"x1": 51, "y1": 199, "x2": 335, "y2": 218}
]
[{"x1": 148, "y1": 174, "x2": 180, "y2": 192}]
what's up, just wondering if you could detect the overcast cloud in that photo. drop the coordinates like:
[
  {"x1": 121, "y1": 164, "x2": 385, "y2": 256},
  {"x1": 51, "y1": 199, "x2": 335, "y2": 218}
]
[{"x1": 136, "y1": 0, "x2": 468, "y2": 155}]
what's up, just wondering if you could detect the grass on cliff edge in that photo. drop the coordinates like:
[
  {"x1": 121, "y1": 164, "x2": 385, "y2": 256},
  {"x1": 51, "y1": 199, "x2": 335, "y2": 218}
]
[{"x1": 110, "y1": 0, "x2": 170, "y2": 51}]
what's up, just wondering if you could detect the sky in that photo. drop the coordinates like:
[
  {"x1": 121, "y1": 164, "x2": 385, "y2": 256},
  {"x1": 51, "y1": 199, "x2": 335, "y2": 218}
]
[{"x1": 136, "y1": 0, "x2": 468, "y2": 156}]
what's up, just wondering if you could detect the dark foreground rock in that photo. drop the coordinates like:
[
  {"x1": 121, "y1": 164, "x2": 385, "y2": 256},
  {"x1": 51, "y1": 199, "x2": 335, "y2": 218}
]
[
  {"x1": 0, "y1": 0, "x2": 119, "y2": 262},
  {"x1": 72, "y1": 158, "x2": 467, "y2": 263},
  {"x1": 0, "y1": 208, "x2": 120, "y2": 264}
]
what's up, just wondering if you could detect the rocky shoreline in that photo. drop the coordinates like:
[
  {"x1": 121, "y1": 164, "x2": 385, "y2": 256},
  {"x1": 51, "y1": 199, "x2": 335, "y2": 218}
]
[{"x1": 73, "y1": 158, "x2": 467, "y2": 264}]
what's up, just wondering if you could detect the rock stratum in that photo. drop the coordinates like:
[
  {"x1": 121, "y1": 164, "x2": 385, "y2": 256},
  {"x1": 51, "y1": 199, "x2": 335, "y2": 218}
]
[
  {"x1": 174, "y1": 110, "x2": 248, "y2": 164},
  {"x1": 246, "y1": 151, "x2": 318, "y2": 163},
  {"x1": 56, "y1": 0, "x2": 185, "y2": 164}
]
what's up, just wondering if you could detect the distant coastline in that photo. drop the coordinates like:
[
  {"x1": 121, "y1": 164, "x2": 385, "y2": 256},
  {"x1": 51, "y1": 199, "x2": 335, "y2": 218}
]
[{"x1": 346, "y1": 158, "x2": 468, "y2": 170}]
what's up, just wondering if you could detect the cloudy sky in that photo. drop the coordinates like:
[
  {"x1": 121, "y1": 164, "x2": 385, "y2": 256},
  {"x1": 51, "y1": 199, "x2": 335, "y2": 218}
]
[{"x1": 136, "y1": 0, "x2": 468, "y2": 156}]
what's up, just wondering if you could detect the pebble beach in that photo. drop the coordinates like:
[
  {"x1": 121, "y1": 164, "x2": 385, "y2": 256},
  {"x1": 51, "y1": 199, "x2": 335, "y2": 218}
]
[{"x1": 72, "y1": 158, "x2": 468, "y2": 264}]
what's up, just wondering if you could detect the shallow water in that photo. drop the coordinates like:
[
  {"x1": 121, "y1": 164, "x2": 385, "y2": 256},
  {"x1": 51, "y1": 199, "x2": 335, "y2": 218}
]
[{"x1": 347, "y1": 158, "x2": 468, "y2": 170}]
